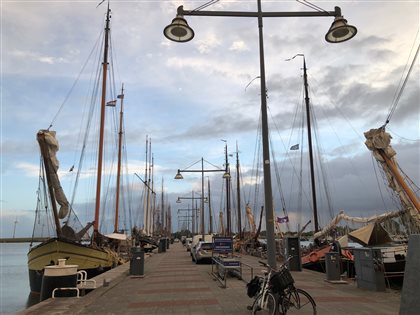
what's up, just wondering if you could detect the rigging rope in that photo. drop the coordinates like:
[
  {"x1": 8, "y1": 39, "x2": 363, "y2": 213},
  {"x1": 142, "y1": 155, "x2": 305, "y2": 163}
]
[
  {"x1": 47, "y1": 31, "x2": 103, "y2": 130},
  {"x1": 384, "y1": 31, "x2": 419, "y2": 126}
]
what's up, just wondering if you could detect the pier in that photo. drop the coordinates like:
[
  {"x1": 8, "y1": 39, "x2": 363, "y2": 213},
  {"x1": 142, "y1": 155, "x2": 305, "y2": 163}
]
[
  {"x1": 18, "y1": 242, "x2": 401, "y2": 314},
  {"x1": 0, "y1": 237, "x2": 49, "y2": 243}
]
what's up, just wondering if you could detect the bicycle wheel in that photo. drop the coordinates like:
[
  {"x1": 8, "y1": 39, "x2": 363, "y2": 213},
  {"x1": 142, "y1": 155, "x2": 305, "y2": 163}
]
[
  {"x1": 252, "y1": 292, "x2": 277, "y2": 315},
  {"x1": 280, "y1": 288, "x2": 316, "y2": 315}
]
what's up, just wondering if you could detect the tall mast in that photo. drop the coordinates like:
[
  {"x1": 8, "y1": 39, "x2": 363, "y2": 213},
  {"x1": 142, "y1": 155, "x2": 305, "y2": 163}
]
[
  {"x1": 144, "y1": 135, "x2": 149, "y2": 235},
  {"x1": 93, "y1": 3, "x2": 111, "y2": 239},
  {"x1": 236, "y1": 142, "x2": 242, "y2": 239},
  {"x1": 224, "y1": 142, "x2": 231, "y2": 236},
  {"x1": 208, "y1": 177, "x2": 213, "y2": 234},
  {"x1": 191, "y1": 191, "x2": 195, "y2": 235},
  {"x1": 150, "y1": 151, "x2": 154, "y2": 235},
  {"x1": 114, "y1": 84, "x2": 124, "y2": 232},
  {"x1": 303, "y1": 57, "x2": 319, "y2": 232},
  {"x1": 377, "y1": 150, "x2": 420, "y2": 212},
  {"x1": 161, "y1": 178, "x2": 164, "y2": 234}
]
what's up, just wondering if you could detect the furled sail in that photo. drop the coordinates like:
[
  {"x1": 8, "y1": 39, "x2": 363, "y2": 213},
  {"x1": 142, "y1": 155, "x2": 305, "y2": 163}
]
[
  {"x1": 246, "y1": 204, "x2": 256, "y2": 234},
  {"x1": 364, "y1": 127, "x2": 420, "y2": 228},
  {"x1": 313, "y1": 209, "x2": 402, "y2": 240},
  {"x1": 37, "y1": 130, "x2": 70, "y2": 219}
]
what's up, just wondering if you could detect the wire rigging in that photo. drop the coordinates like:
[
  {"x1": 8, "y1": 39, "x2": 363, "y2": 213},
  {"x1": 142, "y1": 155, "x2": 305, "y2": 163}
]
[
  {"x1": 384, "y1": 31, "x2": 419, "y2": 126},
  {"x1": 192, "y1": 0, "x2": 220, "y2": 12}
]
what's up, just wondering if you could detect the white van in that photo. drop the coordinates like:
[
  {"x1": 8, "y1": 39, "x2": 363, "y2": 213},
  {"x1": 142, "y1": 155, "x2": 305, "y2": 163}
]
[{"x1": 190, "y1": 234, "x2": 214, "y2": 257}]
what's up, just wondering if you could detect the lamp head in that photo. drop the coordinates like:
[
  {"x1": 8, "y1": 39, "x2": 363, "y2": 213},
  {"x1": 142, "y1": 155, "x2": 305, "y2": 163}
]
[
  {"x1": 325, "y1": 16, "x2": 357, "y2": 43},
  {"x1": 174, "y1": 170, "x2": 184, "y2": 179},
  {"x1": 163, "y1": 15, "x2": 194, "y2": 43},
  {"x1": 223, "y1": 172, "x2": 231, "y2": 179},
  {"x1": 176, "y1": 198, "x2": 181, "y2": 203}
]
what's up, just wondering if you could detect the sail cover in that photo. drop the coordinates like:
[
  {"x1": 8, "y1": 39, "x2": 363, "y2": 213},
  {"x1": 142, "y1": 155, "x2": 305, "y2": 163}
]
[
  {"x1": 37, "y1": 130, "x2": 70, "y2": 219},
  {"x1": 348, "y1": 222, "x2": 393, "y2": 246}
]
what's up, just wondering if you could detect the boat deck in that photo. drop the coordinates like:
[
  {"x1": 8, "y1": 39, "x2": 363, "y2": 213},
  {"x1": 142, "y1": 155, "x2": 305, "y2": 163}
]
[{"x1": 18, "y1": 242, "x2": 401, "y2": 315}]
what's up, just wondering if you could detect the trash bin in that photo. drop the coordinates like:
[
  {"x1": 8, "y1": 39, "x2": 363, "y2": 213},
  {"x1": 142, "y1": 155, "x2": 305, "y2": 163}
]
[
  {"x1": 159, "y1": 239, "x2": 166, "y2": 253},
  {"x1": 130, "y1": 247, "x2": 144, "y2": 276},
  {"x1": 353, "y1": 248, "x2": 385, "y2": 291},
  {"x1": 284, "y1": 237, "x2": 302, "y2": 271},
  {"x1": 325, "y1": 252, "x2": 341, "y2": 281}
]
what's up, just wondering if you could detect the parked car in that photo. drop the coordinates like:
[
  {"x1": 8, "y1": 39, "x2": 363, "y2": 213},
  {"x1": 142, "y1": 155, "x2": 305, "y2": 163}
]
[
  {"x1": 190, "y1": 234, "x2": 214, "y2": 256},
  {"x1": 191, "y1": 241, "x2": 213, "y2": 264}
]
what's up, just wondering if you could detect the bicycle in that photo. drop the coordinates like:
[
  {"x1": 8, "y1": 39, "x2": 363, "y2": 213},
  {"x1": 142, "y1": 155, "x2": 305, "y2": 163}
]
[
  {"x1": 247, "y1": 258, "x2": 317, "y2": 315},
  {"x1": 246, "y1": 261, "x2": 277, "y2": 315}
]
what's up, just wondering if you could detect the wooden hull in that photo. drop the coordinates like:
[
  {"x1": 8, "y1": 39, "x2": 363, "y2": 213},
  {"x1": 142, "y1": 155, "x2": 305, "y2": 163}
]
[{"x1": 28, "y1": 238, "x2": 121, "y2": 293}]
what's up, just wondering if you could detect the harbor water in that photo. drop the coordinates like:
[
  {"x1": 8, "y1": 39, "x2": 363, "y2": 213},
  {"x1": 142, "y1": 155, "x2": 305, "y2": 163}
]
[{"x1": 0, "y1": 242, "x2": 35, "y2": 315}]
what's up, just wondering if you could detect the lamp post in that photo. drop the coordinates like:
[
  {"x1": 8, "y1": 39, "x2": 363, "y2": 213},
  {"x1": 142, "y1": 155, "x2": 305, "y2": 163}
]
[
  {"x1": 176, "y1": 193, "x2": 207, "y2": 236},
  {"x1": 178, "y1": 206, "x2": 198, "y2": 233},
  {"x1": 175, "y1": 157, "x2": 230, "y2": 240},
  {"x1": 164, "y1": 1, "x2": 356, "y2": 269}
]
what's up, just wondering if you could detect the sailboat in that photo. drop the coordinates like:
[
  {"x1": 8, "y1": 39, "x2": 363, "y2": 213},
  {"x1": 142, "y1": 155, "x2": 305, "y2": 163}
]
[
  {"x1": 27, "y1": 3, "x2": 126, "y2": 294},
  {"x1": 298, "y1": 56, "x2": 419, "y2": 277}
]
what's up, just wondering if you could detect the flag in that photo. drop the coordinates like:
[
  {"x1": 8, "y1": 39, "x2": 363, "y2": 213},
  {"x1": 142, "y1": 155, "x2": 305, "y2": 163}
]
[
  {"x1": 106, "y1": 100, "x2": 117, "y2": 106},
  {"x1": 276, "y1": 216, "x2": 289, "y2": 223},
  {"x1": 290, "y1": 144, "x2": 299, "y2": 150}
]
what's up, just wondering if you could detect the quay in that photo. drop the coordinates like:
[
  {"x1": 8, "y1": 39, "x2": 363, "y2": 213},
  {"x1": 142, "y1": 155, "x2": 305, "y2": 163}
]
[
  {"x1": 0, "y1": 237, "x2": 49, "y2": 243},
  {"x1": 19, "y1": 242, "x2": 401, "y2": 315}
]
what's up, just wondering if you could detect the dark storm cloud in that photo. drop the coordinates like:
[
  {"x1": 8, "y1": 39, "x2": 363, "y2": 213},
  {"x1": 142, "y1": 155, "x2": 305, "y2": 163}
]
[{"x1": 160, "y1": 111, "x2": 258, "y2": 143}]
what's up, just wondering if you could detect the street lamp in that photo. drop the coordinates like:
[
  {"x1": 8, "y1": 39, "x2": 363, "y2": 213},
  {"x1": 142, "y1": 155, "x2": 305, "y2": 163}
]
[
  {"x1": 164, "y1": 1, "x2": 357, "y2": 269},
  {"x1": 175, "y1": 157, "x2": 229, "y2": 240},
  {"x1": 176, "y1": 193, "x2": 206, "y2": 235}
]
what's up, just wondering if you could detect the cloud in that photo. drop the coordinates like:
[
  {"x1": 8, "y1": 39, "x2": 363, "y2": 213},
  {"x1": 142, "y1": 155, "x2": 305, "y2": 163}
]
[
  {"x1": 229, "y1": 40, "x2": 249, "y2": 52},
  {"x1": 9, "y1": 50, "x2": 69, "y2": 65},
  {"x1": 195, "y1": 34, "x2": 221, "y2": 54}
]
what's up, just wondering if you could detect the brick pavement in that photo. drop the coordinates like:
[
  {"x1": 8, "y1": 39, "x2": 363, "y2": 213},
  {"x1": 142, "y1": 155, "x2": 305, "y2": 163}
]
[{"x1": 19, "y1": 242, "x2": 401, "y2": 315}]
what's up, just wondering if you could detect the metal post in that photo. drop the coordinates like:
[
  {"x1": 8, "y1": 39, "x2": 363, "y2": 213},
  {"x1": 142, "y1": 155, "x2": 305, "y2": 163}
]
[
  {"x1": 201, "y1": 158, "x2": 205, "y2": 239},
  {"x1": 257, "y1": 0, "x2": 276, "y2": 268}
]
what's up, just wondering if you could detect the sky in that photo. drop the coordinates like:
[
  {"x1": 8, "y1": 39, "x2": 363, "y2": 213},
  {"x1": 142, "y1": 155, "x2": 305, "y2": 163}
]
[{"x1": 1, "y1": 0, "x2": 419, "y2": 238}]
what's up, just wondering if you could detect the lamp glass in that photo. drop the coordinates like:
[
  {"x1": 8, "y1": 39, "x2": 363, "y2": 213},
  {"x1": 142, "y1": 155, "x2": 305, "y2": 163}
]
[
  {"x1": 325, "y1": 17, "x2": 357, "y2": 43},
  {"x1": 163, "y1": 16, "x2": 195, "y2": 43},
  {"x1": 223, "y1": 172, "x2": 231, "y2": 179},
  {"x1": 174, "y1": 171, "x2": 184, "y2": 179}
]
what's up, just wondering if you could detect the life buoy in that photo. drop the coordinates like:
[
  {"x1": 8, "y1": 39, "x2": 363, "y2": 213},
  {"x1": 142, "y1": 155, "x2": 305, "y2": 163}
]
[{"x1": 309, "y1": 252, "x2": 319, "y2": 263}]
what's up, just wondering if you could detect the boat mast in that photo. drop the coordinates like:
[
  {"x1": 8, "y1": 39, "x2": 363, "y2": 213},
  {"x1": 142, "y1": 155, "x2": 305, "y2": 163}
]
[
  {"x1": 144, "y1": 136, "x2": 149, "y2": 235},
  {"x1": 208, "y1": 177, "x2": 213, "y2": 234},
  {"x1": 161, "y1": 178, "x2": 164, "y2": 234},
  {"x1": 224, "y1": 142, "x2": 231, "y2": 236},
  {"x1": 150, "y1": 152, "x2": 155, "y2": 235},
  {"x1": 236, "y1": 142, "x2": 242, "y2": 239},
  {"x1": 303, "y1": 57, "x2": 320, "y2": 233},
  {"x1": 377, "y1": 150, "x2": 420, "y2": 212},
  {"x1": 93, "y1": 3, "x2": 111, "y2": 240},
  {"x1": 114, "y1": 84, "x2": 124, "y2": 232}
]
